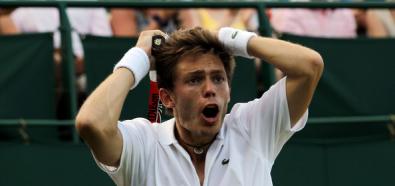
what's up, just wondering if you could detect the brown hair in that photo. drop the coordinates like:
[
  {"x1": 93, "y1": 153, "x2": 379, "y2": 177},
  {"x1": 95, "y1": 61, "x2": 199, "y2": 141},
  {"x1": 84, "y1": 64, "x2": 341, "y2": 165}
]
[{"x1": 154, "y1": 27, "x2": 235, "y2": 91}]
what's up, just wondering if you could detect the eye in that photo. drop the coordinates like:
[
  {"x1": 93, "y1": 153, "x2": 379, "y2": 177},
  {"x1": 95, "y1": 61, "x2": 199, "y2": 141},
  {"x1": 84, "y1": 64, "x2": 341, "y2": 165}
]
[
  {"x1": 213, "y1": 75, "x2": 225, "y2": 84},
  {"x1": 187, "y1": 77, "x2": 202, "y2": 85}
]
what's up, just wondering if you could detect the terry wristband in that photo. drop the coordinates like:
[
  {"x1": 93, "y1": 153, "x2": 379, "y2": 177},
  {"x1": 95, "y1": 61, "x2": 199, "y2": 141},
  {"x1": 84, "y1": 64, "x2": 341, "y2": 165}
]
[
  {"x1": 218, "y1": 27, "x2": 257, "y2": 59},
  {"x1": 113, "y1": 47, "x2": 149, "y2": 89}
]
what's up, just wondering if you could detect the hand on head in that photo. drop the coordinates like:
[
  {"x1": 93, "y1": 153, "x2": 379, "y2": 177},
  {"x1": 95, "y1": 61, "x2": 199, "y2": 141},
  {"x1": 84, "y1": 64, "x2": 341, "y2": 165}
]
[{"x1": 135, "y1": 30, "x2": 168, "y2": 56}]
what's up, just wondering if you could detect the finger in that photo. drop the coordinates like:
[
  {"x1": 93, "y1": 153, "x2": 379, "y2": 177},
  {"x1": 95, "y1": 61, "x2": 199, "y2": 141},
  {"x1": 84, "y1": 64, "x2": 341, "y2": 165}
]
[{"x1": 151, "y1": 30, "x2": 169, "y2": 40}]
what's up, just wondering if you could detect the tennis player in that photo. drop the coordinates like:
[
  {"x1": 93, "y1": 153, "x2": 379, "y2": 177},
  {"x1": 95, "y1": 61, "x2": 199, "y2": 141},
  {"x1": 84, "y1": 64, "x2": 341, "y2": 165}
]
[{"x1": 76, "y1": 27, "x2": 323, "y2": 186}]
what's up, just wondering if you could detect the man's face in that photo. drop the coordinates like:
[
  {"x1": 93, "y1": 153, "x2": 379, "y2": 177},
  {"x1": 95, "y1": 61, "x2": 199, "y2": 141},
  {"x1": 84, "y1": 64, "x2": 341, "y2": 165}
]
[{"x1": 168, "y1": 53, "x2": 230, "y2": 139}]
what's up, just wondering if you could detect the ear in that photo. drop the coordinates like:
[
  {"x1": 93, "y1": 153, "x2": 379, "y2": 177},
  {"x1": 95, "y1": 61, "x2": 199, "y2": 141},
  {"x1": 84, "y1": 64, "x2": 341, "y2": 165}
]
[{"x1": 159, "y1": 88, "x2": 175, "y2": 108}]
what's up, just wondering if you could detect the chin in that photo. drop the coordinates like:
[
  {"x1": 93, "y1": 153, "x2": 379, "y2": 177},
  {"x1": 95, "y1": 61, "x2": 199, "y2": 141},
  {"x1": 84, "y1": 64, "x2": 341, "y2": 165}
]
[
  {"x1": 193, "y1": 128, "x2": 219, "y2": 137},
  {"x1": 201, "y1": 121, "x2": 222, "y2": 134}
]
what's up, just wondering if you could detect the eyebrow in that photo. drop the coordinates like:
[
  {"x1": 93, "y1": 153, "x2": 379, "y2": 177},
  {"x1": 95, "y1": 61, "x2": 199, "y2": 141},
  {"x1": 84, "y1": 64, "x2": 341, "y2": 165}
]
[
  {"x1": 186, "y1": 69, "x2": 225, "y2": 76},
  {"x1": 186, "y1": 70, "x2": 205, "y2": 77}
]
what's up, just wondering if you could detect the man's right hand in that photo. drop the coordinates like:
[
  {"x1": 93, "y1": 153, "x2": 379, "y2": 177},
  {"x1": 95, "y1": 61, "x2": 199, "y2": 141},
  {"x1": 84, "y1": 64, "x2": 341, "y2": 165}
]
[
  {"x1": 76, "y1": 32, "x2": 168, "y2": 167},
  {"x1": 135, "y1": 30, "x2": 168, "y2": 57}
]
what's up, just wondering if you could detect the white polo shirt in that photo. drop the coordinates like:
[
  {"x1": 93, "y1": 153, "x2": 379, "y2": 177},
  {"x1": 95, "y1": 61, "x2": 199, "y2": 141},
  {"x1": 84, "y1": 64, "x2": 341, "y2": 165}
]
[{"x1": 93, "y1": 77, "x2": 308, "y2": 186}]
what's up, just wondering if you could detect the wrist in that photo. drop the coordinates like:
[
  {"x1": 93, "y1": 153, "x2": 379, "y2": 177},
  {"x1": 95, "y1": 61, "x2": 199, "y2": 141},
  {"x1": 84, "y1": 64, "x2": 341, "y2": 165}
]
[
  {"x1": 113, "y1": 47, "x2": 150, "y2": 89},
  {"x1": 218, "y1": 27, "x2": 257, "y2": 59}
]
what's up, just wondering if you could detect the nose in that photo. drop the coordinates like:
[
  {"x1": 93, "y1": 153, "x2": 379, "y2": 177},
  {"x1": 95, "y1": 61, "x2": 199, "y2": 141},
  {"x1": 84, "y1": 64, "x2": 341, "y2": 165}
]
[{"x1": 203, "y1": 79, "x2": 216, "y2": 98}]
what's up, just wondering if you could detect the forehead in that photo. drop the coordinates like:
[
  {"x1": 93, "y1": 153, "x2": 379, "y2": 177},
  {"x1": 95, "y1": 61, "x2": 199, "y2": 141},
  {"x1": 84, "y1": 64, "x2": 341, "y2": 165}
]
[{"x1": 176, "y1": 53, "x2": 225, "y2": 75}]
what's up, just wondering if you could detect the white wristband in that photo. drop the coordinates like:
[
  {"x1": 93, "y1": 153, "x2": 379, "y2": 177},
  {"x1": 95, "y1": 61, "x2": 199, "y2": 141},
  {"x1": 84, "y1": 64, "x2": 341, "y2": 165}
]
[
  {"x1": 113, "y1": 47, "x2": 149, "y2": 89},
  {"x1": 218, "y1": 27, "x2": 257, "y2": 59}
]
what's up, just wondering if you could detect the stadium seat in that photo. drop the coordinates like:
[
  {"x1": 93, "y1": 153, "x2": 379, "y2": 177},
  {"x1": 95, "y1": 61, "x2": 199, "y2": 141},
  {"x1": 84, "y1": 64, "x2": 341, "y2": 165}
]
[
  {"x1": 271, "y1": 33, "x2": 395, "y2": 186},
  {"x1": 278, "y1": 33, "x2": 395, "y2": 140},
  {"x1": 0, "y1": 33, "x2": 61, "y2": 142},
  {"x1": 229, "y1": 57, "x2": 259, "y2": 111},
  {"x1": 82, "y1": 36, "x2": 150, "y2": 120}
]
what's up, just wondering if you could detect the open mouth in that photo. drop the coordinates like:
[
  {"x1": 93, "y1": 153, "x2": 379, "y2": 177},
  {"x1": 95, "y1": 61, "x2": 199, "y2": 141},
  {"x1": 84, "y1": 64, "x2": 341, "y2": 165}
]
[{"x1": 202, "y1": 105, "x2": 219, "y2": 119}]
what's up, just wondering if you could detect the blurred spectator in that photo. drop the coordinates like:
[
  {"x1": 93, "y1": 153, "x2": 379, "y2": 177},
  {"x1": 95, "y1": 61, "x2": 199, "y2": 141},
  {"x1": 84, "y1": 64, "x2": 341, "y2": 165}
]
[
  {"x1": 111, "y1": 8, "x2": 182, "y2": 37},
  {"x1": 366, "y1": 9, "x2": 395, "y2": 37},
  {"x1": 353, "y1": 9, "x2": 368, "y2": 36},
  {"x1": 11, "y1": 7, "x2": 112, "y2": 74},
  {"x1": 111, "y1": 8, "x2": 139, "y2": 37},
  {"x1": 10, "y1": 7, "x2": 112, "y2": 93},
  {"x1": 0, "y1": 8, "x2": 18, "y2": 34},
  {"x1": 270, "y1": 8, "x2": 357, "y2": 38},
  {"x1": 183, "y1": 8, "x2": 258, "y2": 32},
  {"x1": 269, "y1": 2, "x2": 357, "y2": 82}
]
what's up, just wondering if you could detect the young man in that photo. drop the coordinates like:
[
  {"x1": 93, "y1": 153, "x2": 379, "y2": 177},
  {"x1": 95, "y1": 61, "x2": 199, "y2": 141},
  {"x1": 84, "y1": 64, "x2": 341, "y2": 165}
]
[{"x1": 76, "y1": 27, "x2": 323, "y2": 186}]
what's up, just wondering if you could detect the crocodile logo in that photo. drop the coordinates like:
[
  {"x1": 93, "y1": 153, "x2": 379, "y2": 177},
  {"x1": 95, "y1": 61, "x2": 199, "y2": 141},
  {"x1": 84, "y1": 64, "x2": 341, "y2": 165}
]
[
  {"x1": 231, "y1": 31, "x2": 238, "y2": 39},
  {"x1": 222, "y1": 158, "x2": 230, "y2": 165}
]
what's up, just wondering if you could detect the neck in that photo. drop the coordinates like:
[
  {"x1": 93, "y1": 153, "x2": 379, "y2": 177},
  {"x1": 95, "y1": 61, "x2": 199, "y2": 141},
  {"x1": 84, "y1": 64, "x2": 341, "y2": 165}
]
[
  {"x1": 174, "y1": 124, "x2": 217, "y2": 157},
  {"x1": 178, "y1": 138, "x2": 211, "y2": 156},
  {"x1": 181, "y1": 138, "x2": 214, "y2": 149}
]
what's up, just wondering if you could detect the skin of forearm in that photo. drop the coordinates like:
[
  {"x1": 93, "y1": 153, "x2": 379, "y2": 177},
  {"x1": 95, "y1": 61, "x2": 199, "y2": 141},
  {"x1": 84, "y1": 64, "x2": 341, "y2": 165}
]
[
  {"x1": 248, "y1": 36, "x2": 323, "y2": 125},
  {"x1": 248, "y1": 36, "x2": 323, "y2": 78},
  {"x1": 76, "y1": 68, "x2": 134, "y2": 138}
]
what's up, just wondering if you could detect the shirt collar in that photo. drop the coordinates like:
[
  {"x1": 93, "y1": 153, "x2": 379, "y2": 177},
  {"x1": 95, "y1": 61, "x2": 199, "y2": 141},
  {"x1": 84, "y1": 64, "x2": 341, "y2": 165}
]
[
  {"x1": 158, "y1": 118, "x2": 177, "y2": 146},
  {"x1": 216, "y1": 114, "x2": 229, "y2": 140}
]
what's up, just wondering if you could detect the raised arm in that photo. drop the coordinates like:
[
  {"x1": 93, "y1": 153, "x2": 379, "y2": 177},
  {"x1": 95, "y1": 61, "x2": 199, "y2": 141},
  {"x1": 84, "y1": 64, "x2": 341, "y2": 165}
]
[
  {"x1": 75, "y1": 30, "x2": 166, "y2": 166},
  {"x1": 247, "y1": 36, "x2": 324, "y2": 126}
]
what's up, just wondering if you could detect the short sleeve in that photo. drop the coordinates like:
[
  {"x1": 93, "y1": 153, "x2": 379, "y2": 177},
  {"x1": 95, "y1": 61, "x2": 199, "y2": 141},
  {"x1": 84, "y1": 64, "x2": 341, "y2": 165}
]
[
  {"x1": 91, "y1": 118, "x2": 153, "y2": 186},
  {"x1": 228, "y1": 77, "x2": 308, "y2": 163}
]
